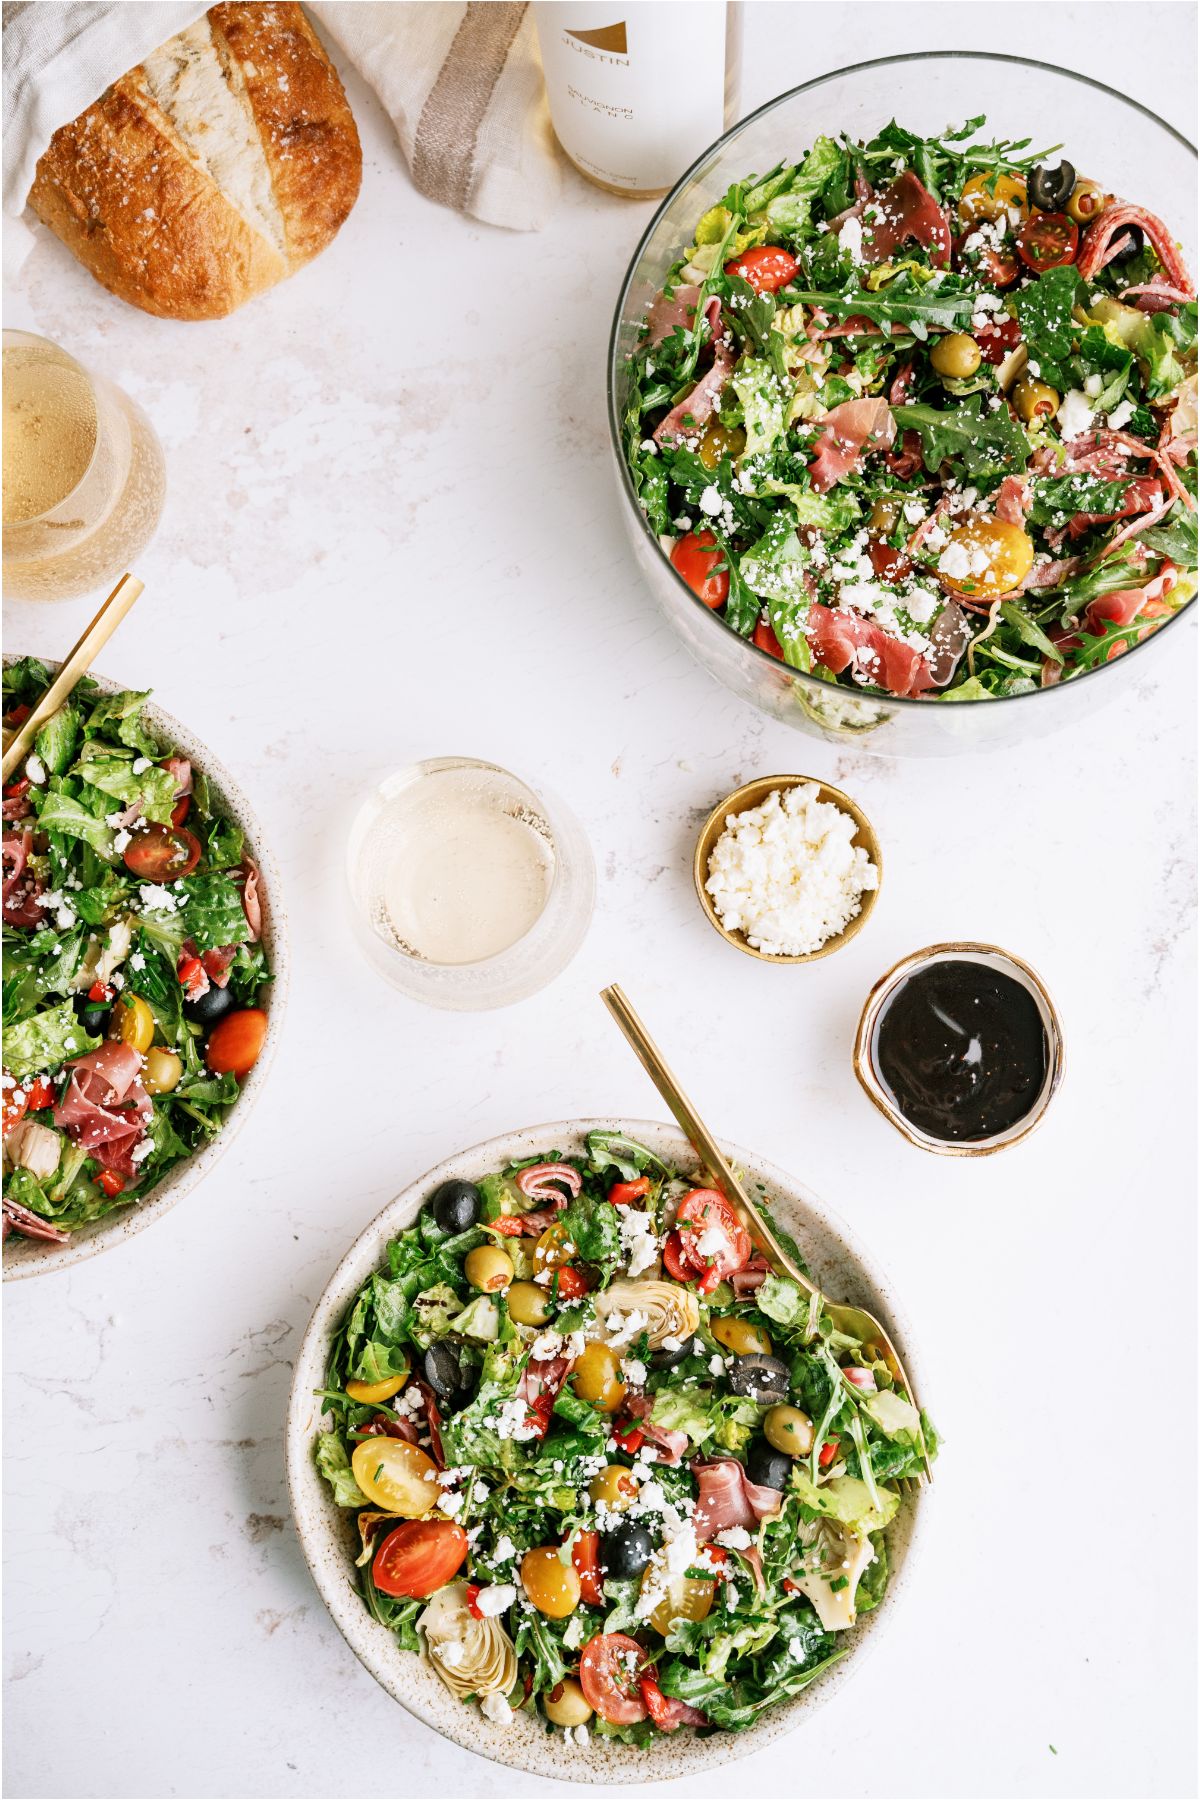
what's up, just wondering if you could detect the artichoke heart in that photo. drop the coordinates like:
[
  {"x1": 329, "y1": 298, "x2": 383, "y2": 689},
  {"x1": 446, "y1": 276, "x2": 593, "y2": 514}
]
[
  {"x1": 593, "y1": 1277, "x2": 700, "y2": 1350},
  {"x1": 419, "y1": 1580, "x2": 517, "y2": 1701}
]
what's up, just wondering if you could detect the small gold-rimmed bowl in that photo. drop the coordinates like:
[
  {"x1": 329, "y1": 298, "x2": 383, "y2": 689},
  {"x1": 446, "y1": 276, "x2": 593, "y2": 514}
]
[
  {"x1": 853, "y1": 941, "x2": 1065, "y2": 1157},
  {"x1": 693, "y1": 774, "x2": 882, "y2": 963}
]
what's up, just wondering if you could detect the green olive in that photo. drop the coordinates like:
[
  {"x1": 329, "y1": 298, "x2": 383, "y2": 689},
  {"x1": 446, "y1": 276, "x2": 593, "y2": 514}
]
[
  {"x1": 1013, "y1": 377, "x2": 1060, "y2": 424},
  {"x1": 1067, "y1": 178, "x2": 1107, "y2": 225},
  {"x1": 507, "y1": 1279, "x2": 552, "y2": 1327},
  {"x1": 588, "y1": 1463, "x2": 639, "y2": 1510},
  {"x1": 544, "y1": 1677, "x2": 593, "y2": 1728},
  {"x1": 763, "y1": 1404, "x2": 815, "y2": 1457},
  {"x1": 464, "y1": 1244, "x2": 513, "y2": 1292},
  {"x1": 572, "y1": 1342, "x2": 626, "y2": 1413},
  {"x1": 711, "y1": 1316, "x2": 773, "y2": 1358},
  {"x1": 142, "y1": 1046, "x2": 183, "y2": 1095},
  {"x1": 930, "y1": 332, "x2": 982, "y2": 380},
  {"x1": 868, "y1": 495, "x2": 903, "y2": 536}
]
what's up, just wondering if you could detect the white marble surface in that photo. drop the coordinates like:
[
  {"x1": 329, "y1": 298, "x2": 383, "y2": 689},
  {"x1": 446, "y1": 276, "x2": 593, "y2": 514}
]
[{"x1": 3, "y1": 5, "x2": 1197, "y2": 1797}]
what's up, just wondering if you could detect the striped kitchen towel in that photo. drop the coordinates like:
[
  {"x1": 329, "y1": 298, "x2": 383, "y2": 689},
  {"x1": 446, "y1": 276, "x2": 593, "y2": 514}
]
[{"x1": 316, "y1": 1, "x2": 560, "y2": 231}]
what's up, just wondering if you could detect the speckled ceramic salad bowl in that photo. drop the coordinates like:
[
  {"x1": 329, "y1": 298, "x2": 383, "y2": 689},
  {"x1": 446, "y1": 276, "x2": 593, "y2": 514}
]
[
  {"x1": 607, "y1": 54, "x2": 1196, "y2": 758},
  {"x1": 285, "y1": 1118, "x2": 930, "y2": 1783},
  {"x1": 3, "y1": 659, "x2": 288, "y2": 1279}
]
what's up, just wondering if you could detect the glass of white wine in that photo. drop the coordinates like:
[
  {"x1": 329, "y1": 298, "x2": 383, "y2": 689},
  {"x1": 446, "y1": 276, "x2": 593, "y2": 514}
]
[{"x1": 2, "y1": 329, "x2": 166, "y2": 603}]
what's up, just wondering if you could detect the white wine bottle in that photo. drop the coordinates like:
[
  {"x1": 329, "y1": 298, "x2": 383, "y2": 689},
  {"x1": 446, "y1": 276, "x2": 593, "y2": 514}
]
[{"x1": 533, "y1": 2, "x2": 741, "y2": 201}]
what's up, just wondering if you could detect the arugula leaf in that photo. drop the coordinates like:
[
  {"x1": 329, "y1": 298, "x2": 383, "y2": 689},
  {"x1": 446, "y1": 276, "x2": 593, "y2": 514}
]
[
  {"x1": 1012, "y1": 266, "x2": 1082, "y2": 385},
  {"x1": 790, "y1": 284, "x2": 975, "y2": 333},
  {"x1": 999, "y1": 601, "x2": 1063, "y2": 664},
  {"x1": 560, "y1": 1191, "x2": 621, "y2": 1273},
  {"x1": 1141, "y1": 507, "x2": 1198, "y2": 568},
  {"x1": 585, "y1": 1130, "x2": 670, "y2": 1180},
  {"x1": 892, "y1": 395, "x2": 1029, "y2": 481},
  {"x1": 1028, "y1": 474, "x2": 1132, "y2": 528},
  {"x1": 173, "y1": 871, "x2": 251, "y2": 954}
]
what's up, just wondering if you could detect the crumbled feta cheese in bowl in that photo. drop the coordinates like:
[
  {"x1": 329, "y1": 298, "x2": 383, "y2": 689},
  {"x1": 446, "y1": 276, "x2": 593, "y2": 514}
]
[{"x1": 697, "y1": 778, "x2": 880, "y2": 960}]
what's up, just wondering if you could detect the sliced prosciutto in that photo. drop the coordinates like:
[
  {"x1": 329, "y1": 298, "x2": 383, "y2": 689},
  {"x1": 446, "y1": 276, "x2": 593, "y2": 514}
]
[
  {"x1": 1078, "y1": 202, "x2": 1194, "y2": 293},
  {"x1": 644, "y1": 284, "x2": 709, "y2": 347},
  {"x1": 807, "y1": 601, "x2": 937, "y2": 697},
  {"x1": 3, "y1": 828, "x2": 43, "y2": 927},
  {"x1": 862, "y1": 170, "x2": 951, "y2": 269},
  {"x1": 622, "y1": 1391, "x2": 688, "y2": 1465},
  {"x1": 52, "y1": 1042, "x2": 151, "y2": 1158},
  {"x1": 692, "y1": 1456, "x2": 782, "y2": 1540},
  {"x1": 807, "y1": 398, "x2": 896, "y2": 493}
]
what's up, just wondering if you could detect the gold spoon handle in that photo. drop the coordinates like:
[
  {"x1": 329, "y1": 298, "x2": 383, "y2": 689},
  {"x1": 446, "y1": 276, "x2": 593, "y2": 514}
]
[
  {"x1": 600, "y1": 983, "x2": 822, "y2": 1301},
  {"x1": 2, "y1": 573, "x2": 144, "y2": 781}
]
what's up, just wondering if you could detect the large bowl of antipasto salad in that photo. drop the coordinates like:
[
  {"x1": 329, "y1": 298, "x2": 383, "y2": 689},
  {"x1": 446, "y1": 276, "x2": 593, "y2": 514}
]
[
  {"x1": 609, "y1": 58, "x2": 1196, "y2": 755},
  {"x1": 2, "y1": 657, "x2": 287, "y2": 1275},
  {"x1": 286, "y1": 1120, "x2": 931, "y2": 1781}
]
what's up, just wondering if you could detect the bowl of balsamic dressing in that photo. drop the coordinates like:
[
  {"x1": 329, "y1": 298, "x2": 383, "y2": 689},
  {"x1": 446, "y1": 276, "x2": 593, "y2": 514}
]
[{"x1": 854, "y1": 944, "x2": 1064, "y2": 1155}]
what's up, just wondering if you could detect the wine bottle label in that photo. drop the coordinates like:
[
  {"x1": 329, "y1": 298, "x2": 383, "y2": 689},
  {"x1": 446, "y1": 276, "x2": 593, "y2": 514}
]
[{"x1": 534, "y1": 2, "x2": 728, "y2": 195}]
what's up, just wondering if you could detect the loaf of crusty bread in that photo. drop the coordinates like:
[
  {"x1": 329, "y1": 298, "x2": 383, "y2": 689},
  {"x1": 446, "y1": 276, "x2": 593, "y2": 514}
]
[{"x1": 28, "y1": 2, "x2": 361, "y2": 320}]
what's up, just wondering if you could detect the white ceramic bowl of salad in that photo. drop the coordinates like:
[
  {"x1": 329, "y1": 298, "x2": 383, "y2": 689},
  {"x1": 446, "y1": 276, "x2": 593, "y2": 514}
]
[
  {"x1": 608, "y1": 54, "x2": 1197, "y2": 757},
  {"x1": 2, "y1": 657, "x2": 288, "y2": 1278},
  {"x1": 286, "y1": 1119, "x2": 931, "y2": 1783}
]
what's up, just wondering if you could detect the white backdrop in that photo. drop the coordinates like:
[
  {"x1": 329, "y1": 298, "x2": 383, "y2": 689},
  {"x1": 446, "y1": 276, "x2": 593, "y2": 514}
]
[{"x1": 4, "y1": 5, "x2": 1197, "y2": 1798}]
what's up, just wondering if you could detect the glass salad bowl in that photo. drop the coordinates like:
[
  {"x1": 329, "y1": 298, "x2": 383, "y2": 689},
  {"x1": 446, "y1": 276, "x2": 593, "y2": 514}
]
[{"x1": 606, "y1": 54, "x2": 1197, "y2": 757}]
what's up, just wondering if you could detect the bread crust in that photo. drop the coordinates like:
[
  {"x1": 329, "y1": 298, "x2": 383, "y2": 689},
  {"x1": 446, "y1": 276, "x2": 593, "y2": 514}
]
[{"x1": 27, "y1": 2, "x2": 361, "y2": 320}]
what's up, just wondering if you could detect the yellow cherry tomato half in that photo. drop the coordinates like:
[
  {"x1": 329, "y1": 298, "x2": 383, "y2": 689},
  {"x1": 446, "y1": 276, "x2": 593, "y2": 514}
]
[
  {"x1": 644, "y1": 1571, "x2": 716, "y2": 1637},
  {"x1": 521, "y1": 1546, "x2": 582, "y2": 1618},
  {"x1": 937, "y1": 519, "x2": 1035, "y2": 601},
  {"x1": 346, "y1": 1362, "x2": 410, "y2": 1405},
  {"x1": 350, "y1": 1437, "x2": 440, "y2": 1517},
  {"x1": 957, "y1": 171, "x2": 1027, "y2": 227}
]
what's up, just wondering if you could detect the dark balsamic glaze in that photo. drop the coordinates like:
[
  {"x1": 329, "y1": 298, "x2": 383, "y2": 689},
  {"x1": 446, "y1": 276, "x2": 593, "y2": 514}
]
[{"x1": 874, "y1": 959, "x2": 1048, "y2": 1142}]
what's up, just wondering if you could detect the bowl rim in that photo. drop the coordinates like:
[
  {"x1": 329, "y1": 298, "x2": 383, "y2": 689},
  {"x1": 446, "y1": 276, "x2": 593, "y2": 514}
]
[
  {"x1": 285, "y1": 1116, "x2": 931, "y2": 1784},
  {"x1": 2, "y1": 655, "x2": 289, "y2": 1279},
  {"x1": 693, "y1": 773, "x2": 882, "y2": 961},
  {"x1": 605, "y1": 49, "x2": 1197, "y2": 712},
  {"x1": 852, "y1": 939, "x2": 1065, "y2": 1155}
]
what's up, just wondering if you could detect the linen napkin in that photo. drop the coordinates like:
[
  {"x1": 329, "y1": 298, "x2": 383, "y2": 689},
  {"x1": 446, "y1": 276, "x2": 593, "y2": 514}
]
[{"x1": 3, "y1": 0, "x2": 560, "y2": 278}]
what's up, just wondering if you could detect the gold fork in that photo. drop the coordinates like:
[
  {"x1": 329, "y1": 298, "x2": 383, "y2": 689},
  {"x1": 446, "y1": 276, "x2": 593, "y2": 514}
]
[{"x1": 600, "y1": 983, "x2": 932, "y2": 1487}]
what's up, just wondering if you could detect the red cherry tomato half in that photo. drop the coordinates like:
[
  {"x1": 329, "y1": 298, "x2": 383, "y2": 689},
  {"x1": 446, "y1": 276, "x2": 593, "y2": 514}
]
[
  {"x1": 96, "y1": 1169, "x2": 126, "y2": 1198},
  {"x1": 372, "y1": 1519, "x2": 469, "y2": 1599},
  {"x1": 976, "y1": 245, "x2": 1020, "y2": 287},
  {"x1": 579, "y1": 1632, "x2": 649, "y2": 1724},
  {"x1": 204, "y1": 1008, "x2": 268, "y2": 1077},
  {"x1": 661, "y1": 1230, "x2": 691, "y2": 1283},
  {"x1": 571, "y1": 1530, "x2": 605, "y2": 1607},
  {"x1": 1015, "y1": 212, "x2": 1079, "y2": 272},
  {"x1": 724, "y1": 245, "x2": 799, "y2": 294},
  {"x1": 122, "y1": 823, "x2": 202, "y2": 883},
  {"x1": 867, "y1": 537, "x2": 914, "y2": 583},
  {"x1": 23, "y1": 1075, "x2": 56, "y2": 1111},
  {"x1": 608, "y1": 1177, "x2": 651, "y2": 1206},
  {"x1": 670, "y1": 530, "x2": 729, "y2": 609},
  {"x1": 674, "y1": 1188, "x2": 752, "y2": 1281},
  {"x1": 555, "y1": 1265, "x2": 590, "y2": 1300},
  {"x1": 975, "y1": 315, "x2": 1021, "y2": 365},
  {"x1": 752, "y1": 618, "x2": 785, "y2": 660}
]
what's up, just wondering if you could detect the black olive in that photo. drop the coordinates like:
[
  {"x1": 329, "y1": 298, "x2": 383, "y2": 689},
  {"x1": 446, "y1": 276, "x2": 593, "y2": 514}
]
[
  {"x1": 429, "y1": 1179, "x2": 481, "y2": 1234},
  {"x1": 1028, "y1": 160, "x2": 1075, "y2": 213},
  {"x1": 726, "y1": 1353, "x2": 790, "y2": 1404},
  {"x1": 73, "y1": 993, "x2": 110, "y2": 1035},
  {"x1": 423, "y1": 1341, "x2": 472, "y2": 1410},
  {"x1": 599, "y1": 1522, "x2": 653, "y2": 1580},
  {"x1": 650, "y1": 1334, "x2": 696, "y2": 1370},
  {"x1": 184, "y1": 983, "x2": 236, "y2": 1028},
  {"x1": 1107, "y1": 223, "x2": 1145, "y2": 265},
  {"x1": 745, "y1": 1437, "x2": 792, "y2": 1491}
]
